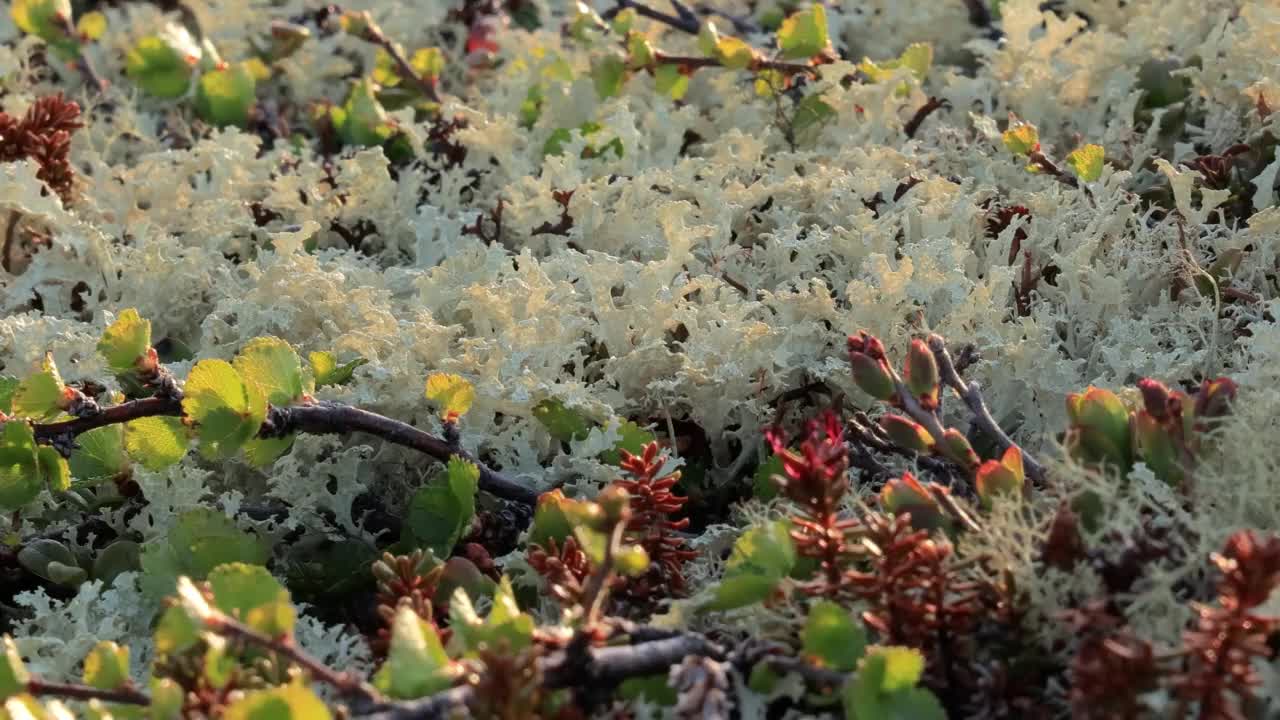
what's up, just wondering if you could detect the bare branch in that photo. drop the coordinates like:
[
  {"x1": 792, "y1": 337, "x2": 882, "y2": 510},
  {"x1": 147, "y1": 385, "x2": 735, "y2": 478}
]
[
  {"x1": 926, "y1": 335, "x2": 1048, "y2": 487},
  {"x1": 27, "y1": 679, "x2": 150, "y2": 706}
]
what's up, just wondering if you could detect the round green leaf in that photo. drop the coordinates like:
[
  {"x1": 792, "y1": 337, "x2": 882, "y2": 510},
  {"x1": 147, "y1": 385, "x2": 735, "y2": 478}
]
[
  {"x1": 196, "y1": 62, "x2": 257, "y2": 128},
  {"x1": 10, "y1": 0, "x2": 73, "y2": 46},
  {"x1": 802, "y1": 601, "x2": 867, "y2": 671},
  {"x1": 182, "y1": 359, "x2": 264, "y2": 460},
  {"x1": 0, "y1": 635, "x2": 30, "y2": 700},
  {"x1": 125, "y1": 32, "x2": 197, "y2": 99},
  {"x1": 97, "y1": 309, "x2": 151, "y2": 376},
  {"x1": 124, "y1": 416, "x2": 189, "y2": 471},
  {"x1": 234, "y1": 337, "x2": 305, "y2": 407},
  {"x1": 92, "y1": 540, "x2": 142, "y2": 584},
  {"x1": 69, "y1": 425, "x2": 128, "y2": 483},
  {"x1": 83, "y1": 641, "x2": 130, "y2": 690},
  {"x1": 207, "y1": 563, "x2": 296, "y2": 637},
  {"x1": 18, "y1": 538, "x2": 84, "y2": 586},
  {"x1": 374, "y1": 605, "x2": 454, "y2": 700},
  {"x1": 224, "y1": 682, "x2": 333, "y2": 720},
  {"x1": 591, "y1": 52, "x2": 627, "y2": 100},
  {"x1": 0, "y1": 421, "x2": 41, "y2": 509},
  {"x1": 777, "y1": 5, "x2": 829, "y2": 60}
]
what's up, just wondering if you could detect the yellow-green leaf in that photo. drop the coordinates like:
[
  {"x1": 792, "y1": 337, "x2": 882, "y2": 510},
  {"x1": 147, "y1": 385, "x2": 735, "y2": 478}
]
[
  {"x1": 195, "y1": 62, "x2": 257, "y2": 128},
  {"x1": 714, "y1": 36, "x2": 755, "y2": 70},
  {"x1": 83, "y1": 642, "x2": 129, "y2": 691},
  {"x1": 424, "y1": 373, "x2": 474, "y2": 421},
  {"x1": 124, "y1": 416, "x2": 189, "y2": 471},
  {"x1": 1002, "y1": 121, "x2": 1039, "y2": 156},
  {"x1": 0, "y1": 422, "x2": 41, "y2": 510},
  {"x1": 207, "y1": 563, "x2": 296, "y2": 637},
  {"x1": 1066, "y1": 143, "x2": 1105, "y2": 182},
  {"x1": 0, "y1": 635, "x2": 29, "y2": 699},
  {"x1": 75, "y1": 11, "x2": 107, "y2": 41},
  {"x1": 224, "y1": 682, "x2": 332, "y2": 720},
  {"x1": 98, "y1": 309, "x2": 152, "y2": 376},
  {"x1": 777, "y1": 5, "x2": 829, "y2": 60}
]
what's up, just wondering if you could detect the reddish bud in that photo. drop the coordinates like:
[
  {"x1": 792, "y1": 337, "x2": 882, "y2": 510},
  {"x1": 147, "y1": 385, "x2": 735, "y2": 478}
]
[
  {"x1": 881, "y1": 472, "x2": 949, "y2": 532},
  {"x1": 904, "y1": 338, "x2": 940, "y2": 410},
  {"x1": 1194, "y1": 377, "x2": 1237, "y2": 419},
  {"x1": 939, "y1": 428, "x2": 979, "y2": 469},
  {"x1": 1136, "y1": 378, "x2": 1173, "y2": 421},
  {"x1": 878, "y1": 414, "x2": 933, "y2": 453},
  {"x1": 850, "y1": 351, "x2": 896, "y2": 401},
  {"x1": 975, "y1": 445, "x2": 1025, "y2": 508}
]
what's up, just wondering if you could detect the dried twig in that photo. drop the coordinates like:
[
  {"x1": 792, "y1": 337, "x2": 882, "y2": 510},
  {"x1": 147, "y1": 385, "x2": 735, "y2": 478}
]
[
  {"x1": 26, "y1": 679, "x2": 151, "y2": 706},
  {"x1": 31, "y1": 395, "x2": 538, "y2": 505},
  {"x1": 904, "y1": 97, "x2": 949, "y2": 139}
]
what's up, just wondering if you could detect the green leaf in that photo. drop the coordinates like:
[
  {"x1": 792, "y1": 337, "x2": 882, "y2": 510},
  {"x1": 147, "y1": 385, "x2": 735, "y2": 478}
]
[
  {"x1": 69, "y1": 425, "x2": 128, "y2": 483},
  {"x1": 777, "y1": 5, "x2": 829, "y2": 60},
  {"x1": 0, "y1": 635, "x2": 29, "y2": 700},
  {"x1": 98, "y1": 309, "x2": 151, "y2": 376},
  {"x1": 338, "y1": 78, "x2": 395, "y2": 147},
  {"x1": 725, "y1": 519, "x2": 796, "y2": 578},
  {"x1": 125, "y1": 29, "x2": 199, "y2": 99},
  {"x1": 1066, "y1": 144, "x2": 1105, "y2": 182},
  {"x1": 802, "y1": 601, "x2": 866, "y2": 671},
  {"x1": 17, "y1": 539, "x2": 85, "y2": 586},
  {"x1": 151, "y1": 678, "x2": 185, "y2": 720},
  {"x1": 714, "y1": 36, "x2": 756, "y2": 70},
  {"x1": 36, "y1": 445, "x2": 69, "y2": 494},
  {"x1": 374, "y1": 605, "x2": 455, "y2": 699},
  {"x1": 154, "y1": 605, "x2": 200, "y2": 655},
  {"x1": 654, "y1": 63, "x2": 689, "y2": 100},
  {"x1": 0, "y1": 421, "x2": 41, "y2": 510},
  {"x1": 599, "y1": 419, "x2": 655, "y2": 465},
  {"x1": 140, "y1": 508, "x2": 269, "y2": 597},
  {"x1": 411, "y1": 47, "x2": 446, "y2": 80},
  {"x1": 424, "y1": 373, "x2": 475, "y2": 421},
  {"x1": 752, "y1": 451, "x2": 784, "y2": 500},
  {"x1": 224, "y1": 682, "x2": 333, "y2": 720},
  {"x1": 702, "y1": 520, "x2": 795, "y2": 611},
  {"x1": 207, "y1": 563, "x2": 296, "y2": 637},
  {"x1": 233, "y1": 337, "x2": 305, "y2": 407},
  {"x1": 844, "y1": 646, "x2": 945, "y2": 720},
  {"x1": 403, "y1": 457, "x2": 479, "y2": 558},
  {"x1": 883, "y1": 688, "x2": 948, "y2": 720},
  {"x1": 626, "y1": 33, "x2": 653, "y2": 70},
  {"x1": 793, "y1": 93, "x2": 836, "y2": 137},
  {"x1": 0, "y1": 376, "x2": 19, "y2": 415},
  {"x1": 10, "y1": 0, "x2": 73, "y2": 47},
  {"x1": 83, "y1": 641, "x2": 130, "y2": 690},
  {"x1": 124, "y1": 416, "x2": 189, "y2": 470},
  {"x1": 449, "y1": 577, "x2": 535, "y2": 654},
  {"x1": 182, "y1": 359, "x2": 264, "y2": 460},
  {"x1": 13, "y1": 359, "x2": 66, "y2": 421},
  {"x1": 1002, "y1": 121, "x2": 1039, "y2": 156},
  {"x1": 528, "y1": 489, "x2": 583, "y2": 548},
  {"x1": 592, "y1": 52, "x2": 628, "y2": 100},
  {"x1": 872, "y1": 646, "x2": 926, "y2": 693},
  {"x1": 702, "y1": 574, "x2": 782, "y2": 612},
  {"x1": 372, "y1": 48, "x2": 403, "y2": 86},
  {"x1": 75, "y1": 11, "x2": 107, "y2": 41},
  {"x1": 309, "y1": 351, "x2": 367, "y2": 388},
  {"x1": 619, "y1": 674, "x2": 678, "y2": 706},
  {"x1": 532, "y1": 398, "x2": 592, "y2": 442},
  {"x1": 196, "y1": 62, "x2": 257, "y2": 128},
  {"x1": 92, "y1": 540, "x2": 141, "y2": 585}
]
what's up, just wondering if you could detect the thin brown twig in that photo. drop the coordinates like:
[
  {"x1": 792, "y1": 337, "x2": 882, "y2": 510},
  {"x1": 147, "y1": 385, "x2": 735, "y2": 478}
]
[
  {"x1": 653, "y1": 52, "x2": 820, "y2": 77},
  {"x1": 29, "y1": 395, "x2": 538, "y2": 505},
  {"x1": 26, "y1": 678, "x2": 151, "y2": 706},
  {"x1": 904, "y1": 96, "x2": 949, "y2": 139},
  {"x1": 207, "y1": 613, "x2": 383, "y2": 703},
  {"x1": 2, "y1": 211, "x2": 19, "y2": 274}
]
